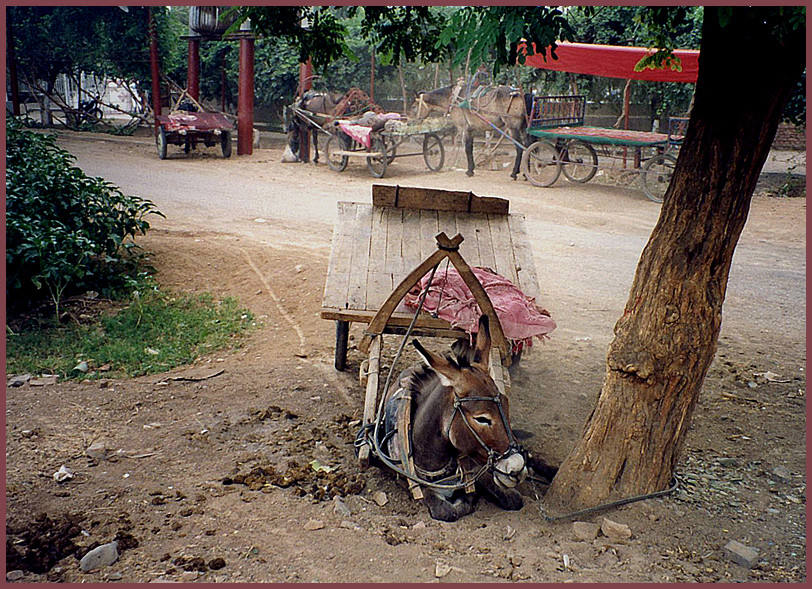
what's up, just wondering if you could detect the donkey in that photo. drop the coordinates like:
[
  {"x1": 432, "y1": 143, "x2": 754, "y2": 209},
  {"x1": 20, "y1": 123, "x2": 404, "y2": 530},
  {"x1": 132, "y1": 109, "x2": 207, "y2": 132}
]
[
  {"x1": 287, "y1": 90, "x2": 344, "y2": 163},
  {"x1": 412, "y1": 84, "x2": 529, "y2": 179},
  {"x1": 373, "y1": 315, "x2": 543, "y2": 522}
]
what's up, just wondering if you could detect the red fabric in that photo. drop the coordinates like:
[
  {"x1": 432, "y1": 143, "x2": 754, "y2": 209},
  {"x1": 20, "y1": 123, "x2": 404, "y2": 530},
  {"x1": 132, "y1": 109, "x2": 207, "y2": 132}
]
[
  {"x1": 404, "y1": 267, "x2": 557, "y2": 352},
  {"x1": 523, "y1": 42, "x2": 699, "y2": 83}
]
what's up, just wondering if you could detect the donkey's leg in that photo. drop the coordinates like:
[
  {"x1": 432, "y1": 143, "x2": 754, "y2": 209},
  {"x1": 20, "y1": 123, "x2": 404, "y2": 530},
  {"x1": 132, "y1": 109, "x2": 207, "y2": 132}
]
[
  {"x1": 476, "y1": 474, "x2": 524, "y2": 511},
  {"x1": 312, "y1": 128, "x2": 319, "y2": 164},
  {"x1": 464, "y1": 129, "x2": 476, "y2": 177},
  {"x1": 423, "y1": 490, "x2": 477, "y2": 522}
]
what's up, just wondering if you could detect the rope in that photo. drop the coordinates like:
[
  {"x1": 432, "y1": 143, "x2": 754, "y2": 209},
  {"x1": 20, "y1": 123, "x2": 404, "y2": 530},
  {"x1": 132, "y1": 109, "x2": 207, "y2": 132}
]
[{"x1": 538, "y1": 476, "x2": 680, "y2": 522}]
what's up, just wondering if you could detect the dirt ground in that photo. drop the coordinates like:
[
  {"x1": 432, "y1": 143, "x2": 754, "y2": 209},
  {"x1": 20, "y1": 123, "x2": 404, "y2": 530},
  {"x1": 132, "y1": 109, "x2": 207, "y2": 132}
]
[{"x1": 4, "y1": 130, "x2": 806, "y2": 583}]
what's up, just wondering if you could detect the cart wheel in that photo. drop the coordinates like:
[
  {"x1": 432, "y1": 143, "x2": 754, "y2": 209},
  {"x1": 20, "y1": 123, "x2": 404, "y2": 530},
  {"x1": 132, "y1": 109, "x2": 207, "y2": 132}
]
[
  {"x1": 221, "y1": 131, "x2": 232, "y2": 158},
  {"x1": 641, "y1": 153, "x2": 677, "y2": 203},
  {"x1": 423, "y1": 133, "x2": 445, "y2": 172},
  {"x1": 367, "y1": 137, "x2": 388, "y2": 178},
  {"x1": 522, "y1": 140, "x2": 561, "y2": 187},
  {"x1": 325, "y1": 134, "x2": 348, "y2": 172},
  {"x1": 561, "y1": 139, "x2": 598, "y2": 183},
  {"x1": 156, "y1": 127, "x2": 168, "y2": 160},
  {"x1": 384, "y1": 138, "x2": 397, "y2": 164}
]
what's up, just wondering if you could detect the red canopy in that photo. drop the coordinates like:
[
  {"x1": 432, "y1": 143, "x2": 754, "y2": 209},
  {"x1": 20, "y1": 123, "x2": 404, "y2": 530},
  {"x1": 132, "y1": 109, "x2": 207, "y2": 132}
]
[{"x1": 523, "y1": 42, "x2": 699, "y2": 83}]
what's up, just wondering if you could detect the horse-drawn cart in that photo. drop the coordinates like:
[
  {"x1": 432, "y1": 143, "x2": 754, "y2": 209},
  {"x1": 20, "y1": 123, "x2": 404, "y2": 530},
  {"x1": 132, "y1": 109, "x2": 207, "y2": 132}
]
[
  {"x1": 319, "y1": 185, "x2": 553, "y2": 470},
  {"x1": 324, "y1": 117, "x2": 455, "y2": 178},
  {"x1": 155, "y1": 111, "x2": 234, "y2": 160},
  {"x1": 522, "y1": 95, "x2": 686, "y2": 202}
]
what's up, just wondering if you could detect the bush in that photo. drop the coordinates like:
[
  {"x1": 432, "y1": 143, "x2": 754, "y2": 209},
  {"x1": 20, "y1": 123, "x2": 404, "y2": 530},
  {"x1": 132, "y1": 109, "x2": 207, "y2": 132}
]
[{"x1": 5, "y1": 117, "x2": 163, "y2": 318}]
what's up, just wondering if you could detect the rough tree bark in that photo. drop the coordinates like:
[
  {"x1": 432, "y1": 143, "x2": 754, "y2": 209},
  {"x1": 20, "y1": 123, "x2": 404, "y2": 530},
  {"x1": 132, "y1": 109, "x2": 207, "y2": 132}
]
[{"x1": 545, "y1": 8, "x2": 805, "y2": 514}]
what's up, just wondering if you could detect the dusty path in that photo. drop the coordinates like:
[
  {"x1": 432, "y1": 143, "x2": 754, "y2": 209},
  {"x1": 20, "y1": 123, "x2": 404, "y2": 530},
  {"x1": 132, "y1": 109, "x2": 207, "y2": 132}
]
[{"x1": 5, "y1": 131, "x2": 806, "y2": 583}]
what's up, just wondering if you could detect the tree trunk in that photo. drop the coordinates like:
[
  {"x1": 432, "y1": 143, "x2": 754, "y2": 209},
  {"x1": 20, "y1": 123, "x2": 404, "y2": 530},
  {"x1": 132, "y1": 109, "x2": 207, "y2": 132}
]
[{"x1": 545, "y1": 8, "x2": 805, "y2": 515}]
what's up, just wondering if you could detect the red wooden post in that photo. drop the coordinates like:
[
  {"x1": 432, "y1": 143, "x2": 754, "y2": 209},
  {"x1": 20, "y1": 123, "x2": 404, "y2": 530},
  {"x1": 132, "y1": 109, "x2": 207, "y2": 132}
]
[
  {"x1": 148, "y1": 8, "x2": 162, "y2": 131},
  {"x1": 187, "y1": 38, "x2": 201, "y2": 101},
  {"x1": 7, "y1": 11, "x2": 21, "y2": 116},
  {"x1": 237, "y1": 32, "x2": 254, "y2": 155},
  {"x1": 297, "y1": 58, "x2": 313, "y2": 162}
]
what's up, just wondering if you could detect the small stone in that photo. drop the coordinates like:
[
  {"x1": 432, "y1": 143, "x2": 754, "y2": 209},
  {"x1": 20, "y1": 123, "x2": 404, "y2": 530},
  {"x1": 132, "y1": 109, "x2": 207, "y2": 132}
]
[
  {"x1": 572, "y1": 521, "x2": 600, "y2": 542},
  {"x1": 145, "y1": 348, "x2": 161, "y2": 356},
  {"x1": 339, "y1": 520, "x2": 360, "y2": 530},
  {"x1": 372, "y1": 491, "x2": 388, "y2": 506},
  {"x1": 770, "y1": 466, "x2": 792, "y2": 484},
  {"x1": 435, "y1": 562, "x2": 452, "y2": 578},
  {"x1": 180, "y1": 571, "x2": 198, "y2": 582},
  {"x1": 303, "y1": 519, "x2": 325, "y2": 531},
  {"x1": 80, "y1": 541, "x2": 119, "y2": 572},
  {"x1": 718, "y1": 457, "x2": 738, "y2": 467},
  {"x1": 20, "y1": 430, "x2": 35, "y2": 439},
  {"x1": 7, "y1": 374, "x2": 31, "y2": 387},
  {"x1": 6, "y1": 570, "x2": 24, "y2": 581},
  {"x1": 73, "y1": 361, "x2": 89, "y2": 373},
  {"x1": 107, "y1": 572, "x2": 123, "y2": 581},
  {"x1": 86, "y1": 442, "x2": 108, "y2": 461},
  {"x1": 30, "y1": 374, "x2": 58, "y2": 386},
  {"x1": 412, "y1": 521, "x2": 427, "y2": 530},
  {"x1": 600, "y1": 517, "x2": 632, "y2": 540},
  {"x1": 53, "y1": 465, "x2": 75, "y2": 483},
  {"x1": 333, "y1": 497, "x2": 352, "y2": 517},
  {"x1": 208, "y1": 558, "x2": 226, "y2": 570},
  {"x1": 723, "y1": 540, "x2": 760, "y2": 568}
]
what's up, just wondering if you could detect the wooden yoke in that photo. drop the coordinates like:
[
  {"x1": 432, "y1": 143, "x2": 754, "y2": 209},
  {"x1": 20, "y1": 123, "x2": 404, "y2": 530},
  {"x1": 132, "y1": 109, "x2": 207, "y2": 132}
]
[{"x1": 358, "y1": 232, "x2": 511, "y2": 364}]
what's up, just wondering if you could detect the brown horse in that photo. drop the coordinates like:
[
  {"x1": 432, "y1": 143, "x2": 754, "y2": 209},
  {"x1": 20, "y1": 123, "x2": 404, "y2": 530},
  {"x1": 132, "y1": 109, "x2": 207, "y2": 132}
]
[
  {"x1": 412, "y1": 84, "x2": 530, "y2": 179},
  {"x1": 288, "y1": 89, "x2": 381, "y2": 163},
  {"x1": 368, "y1": 315, "x2": 551, "y2": 522}
]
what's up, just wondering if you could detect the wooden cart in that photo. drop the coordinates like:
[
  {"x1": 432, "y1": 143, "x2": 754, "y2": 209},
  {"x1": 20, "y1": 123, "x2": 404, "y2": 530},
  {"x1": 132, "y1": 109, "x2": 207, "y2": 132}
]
[{"x1": 320, "y1": 185, "x2": 546, "y2": 466}]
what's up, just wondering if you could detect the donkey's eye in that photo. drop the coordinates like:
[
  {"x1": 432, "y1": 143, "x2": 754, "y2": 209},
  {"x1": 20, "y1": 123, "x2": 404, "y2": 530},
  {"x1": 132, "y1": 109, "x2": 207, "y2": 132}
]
[{"x1": 473, "y1": 416, "x2": 493, "y2": 426}]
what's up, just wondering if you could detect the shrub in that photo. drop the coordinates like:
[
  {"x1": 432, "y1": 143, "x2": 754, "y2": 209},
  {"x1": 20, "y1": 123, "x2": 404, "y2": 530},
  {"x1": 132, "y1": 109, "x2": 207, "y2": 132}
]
[{"x1": 5, "y1": 117, "x2": 163, "y2": 318}]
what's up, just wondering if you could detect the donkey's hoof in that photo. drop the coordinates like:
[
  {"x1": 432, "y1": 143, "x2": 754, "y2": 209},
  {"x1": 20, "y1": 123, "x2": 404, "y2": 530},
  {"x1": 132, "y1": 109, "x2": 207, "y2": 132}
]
[
  {"x1": 466, "y1": 171, "x2": 474, "y2": 177},
  {"x1": 501, "y1": 489, "x2": 524, "y2": 511}
]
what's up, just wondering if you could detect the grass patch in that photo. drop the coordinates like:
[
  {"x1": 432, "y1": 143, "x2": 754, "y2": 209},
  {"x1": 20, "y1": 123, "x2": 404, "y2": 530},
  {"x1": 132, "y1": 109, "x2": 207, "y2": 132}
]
[{"x1": 6, "y1": 286, "x2": 254, "y2": 379}]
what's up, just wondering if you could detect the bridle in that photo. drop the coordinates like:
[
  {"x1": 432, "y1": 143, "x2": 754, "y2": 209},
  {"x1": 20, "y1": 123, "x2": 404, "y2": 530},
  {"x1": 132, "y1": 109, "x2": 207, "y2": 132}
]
[{"x1": 446, "y1": 392, "x2": 528, "y2": 487}]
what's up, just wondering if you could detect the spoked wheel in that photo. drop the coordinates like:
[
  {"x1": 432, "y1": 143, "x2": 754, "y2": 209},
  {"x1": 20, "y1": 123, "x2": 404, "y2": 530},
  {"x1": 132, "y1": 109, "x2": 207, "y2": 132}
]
[
  {"x1": 641, "y1": 153, "x2": 677, "y2": 203},
  {"x1": 561, "y1": 139, "x2": 598, "y2": 183},
  {"x1": 422, "y1": 133, "x2": 445, "y2": 172},
  {"x1": 221, "y1": 131, "x2": 232, "y2": 158},
  {"x1": 325, "y1": 134, "x2": 348, "y2": 172},
  {"x1": 156, "y1": 127, "x2": 168, "y2": 160},
  {"x1": 367, "y1": 137, "x2": 388, "y2": 178},
  {"x1": 521, "y1": 140, "x2": 562, "y2": 187},
  {"x1": 384, "y1": 138, "x2": 397, "y2": 164}
]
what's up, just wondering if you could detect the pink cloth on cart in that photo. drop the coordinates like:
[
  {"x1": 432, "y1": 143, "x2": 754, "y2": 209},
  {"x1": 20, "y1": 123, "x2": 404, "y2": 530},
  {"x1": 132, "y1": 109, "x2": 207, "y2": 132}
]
[{"x1": 404, "y1": 266, "x2": 556, "y2": 353}]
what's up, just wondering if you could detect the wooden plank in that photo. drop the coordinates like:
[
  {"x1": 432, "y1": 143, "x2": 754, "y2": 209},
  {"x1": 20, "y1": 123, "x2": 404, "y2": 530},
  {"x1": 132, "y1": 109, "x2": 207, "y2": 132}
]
[
  {"x1": 322, "y1": 202, "x2": 356, "y2": 310},
  {"x1": 435, "y1": 210, "x2": 458, "y2": 251},
  {"x1": 384, "y1": 206, "x2": 404, "y2": 277},
  {"x1": 454, "y1": 212, "x2": 481, "y2": 267},
  {"x1": 365, "y1": 272, "x2": 394, "y2": 311},
  {"x1": 372, "y1": 184, "x2": 398, "y2": 207},
  {"x1": 347, "y1": 205, "x2": 373, "y2": 310},
  {"x1": 470, "y1": 195, "x2": 509, "y2": 215},
  {"x1": 472, "y1": 212, "x2": 497, "y2": 270},
  {"x1": 419, "y1": 209, "x2": 440, "y2": 263},
  {"x1": 488, "y1": 346, "x2": 511, "y2": 396},
  {"x1": 397, "y1": 186, "x2": 471, "y2": 212},
  {"x1": 487, "y1": 214, "x2": 520, "y2": 285},
  {"x1": 400, "y1": 207, "x2": 423, "y2": 277},
  {"x1": 507, "y1": 214, "x2": 542, "y2": 303},
  {"x1": 358, "y1": 336, "x2": 381, "y2": 468}
]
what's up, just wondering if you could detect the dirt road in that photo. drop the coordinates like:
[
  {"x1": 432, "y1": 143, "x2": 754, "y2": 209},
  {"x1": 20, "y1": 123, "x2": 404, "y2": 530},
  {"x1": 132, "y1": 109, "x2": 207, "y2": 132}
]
[{"x1": 5, "y1": 131, "x2": 806, "y2": 583}]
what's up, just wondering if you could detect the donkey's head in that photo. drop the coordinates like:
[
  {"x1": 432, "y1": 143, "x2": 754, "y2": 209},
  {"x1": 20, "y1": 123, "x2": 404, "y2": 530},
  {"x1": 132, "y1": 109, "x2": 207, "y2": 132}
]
[{"x1": 412, "y1": 315, "x2": 527, "y2": 489}]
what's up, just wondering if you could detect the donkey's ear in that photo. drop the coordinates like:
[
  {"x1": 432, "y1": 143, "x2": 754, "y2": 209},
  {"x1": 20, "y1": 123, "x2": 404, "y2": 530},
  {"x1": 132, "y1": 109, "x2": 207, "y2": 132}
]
[
  {"x1": 412, "y1": 339, "x2": 459, "y2": 387},
  {"x1": 472, "y1": 314, "x2": 492, "y2": 366}
]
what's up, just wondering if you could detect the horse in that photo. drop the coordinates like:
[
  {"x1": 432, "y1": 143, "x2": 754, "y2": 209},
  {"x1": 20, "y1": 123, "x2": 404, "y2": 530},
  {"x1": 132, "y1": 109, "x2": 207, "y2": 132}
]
[
  {"x1": 287, "y1": 88, "x2": 381, "y2": 163},
  {"x1": 286, "y1": 90, "x2": 344, "y2": 163},
  {"x1": 412, "y1": 84, "x2": 530, "y2": 179},
  {"x1": 369, "y1": 315, "x2": 555, "y2": 522}
]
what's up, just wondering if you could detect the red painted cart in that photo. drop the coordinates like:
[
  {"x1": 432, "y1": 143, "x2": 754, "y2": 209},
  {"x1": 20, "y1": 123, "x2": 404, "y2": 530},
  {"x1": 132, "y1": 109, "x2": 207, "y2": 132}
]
[{"x1": 155, "y1": 111, "x2": 235, "y2": 160}]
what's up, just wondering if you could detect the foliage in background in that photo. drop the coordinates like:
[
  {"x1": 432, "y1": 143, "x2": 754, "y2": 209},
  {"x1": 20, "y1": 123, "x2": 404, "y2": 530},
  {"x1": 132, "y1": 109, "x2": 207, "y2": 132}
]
[
  {"x1": 5, "y1": 118, "x2": 163, "y2": 318},
  {"x1": 6, "y1": 283, "x2": 255, "y2": 379}
]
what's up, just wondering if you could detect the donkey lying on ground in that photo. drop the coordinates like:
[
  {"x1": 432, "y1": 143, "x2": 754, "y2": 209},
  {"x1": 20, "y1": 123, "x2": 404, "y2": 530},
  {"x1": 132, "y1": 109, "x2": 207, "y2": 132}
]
[{"x1": 371, "y1": 315, "x2": 554, "y2": 522}]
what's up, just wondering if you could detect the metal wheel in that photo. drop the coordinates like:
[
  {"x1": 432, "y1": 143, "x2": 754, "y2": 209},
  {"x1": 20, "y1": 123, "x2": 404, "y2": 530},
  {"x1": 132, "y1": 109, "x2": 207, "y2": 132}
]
[
  {"x1": 641, "y1": 153, "x2": 677, "y2": 203},
  {"x1": 221, "y1": 131, "x2": 232, "y2": 158},
  {"x1": 521, "y1": 140, "x2": 562, "y2": 187},
  {"x1": 561, "y1": 139, "x2": 598, "y2": 183},
  {"x1": 367, "y1": 137, "x2": 388, "y2": 178},
  {"x1": 156, "y1": 127, "x2": 167, "y2": 160},
  {"x1": 422, "y1": 133, "x2": 445, "y2": 172},
  {"x1": 384, "y1": 138, "x2": 397, "y2": 164},
  {"x1": 325, "y1": 134, "x2": 348, "y2": 172}
]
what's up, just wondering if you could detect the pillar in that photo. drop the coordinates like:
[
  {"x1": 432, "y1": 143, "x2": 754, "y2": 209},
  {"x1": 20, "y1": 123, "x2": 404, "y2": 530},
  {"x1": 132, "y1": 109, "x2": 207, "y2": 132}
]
[
  {"x1": 237, "y1": 31, "x2": 254, "y2": 155},
  {"x1": 148, "y1": 8, "x2": 162, "y2": 130},
  {"x1": 187, "y1": 38, "x2": 201, "y2": 100}
]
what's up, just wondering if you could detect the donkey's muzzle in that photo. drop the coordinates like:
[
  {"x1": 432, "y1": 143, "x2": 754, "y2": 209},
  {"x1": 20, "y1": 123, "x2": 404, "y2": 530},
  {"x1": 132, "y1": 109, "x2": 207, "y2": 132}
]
[{"x1": 493, "y1": 451, "x2": 527, "y2": 488}]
